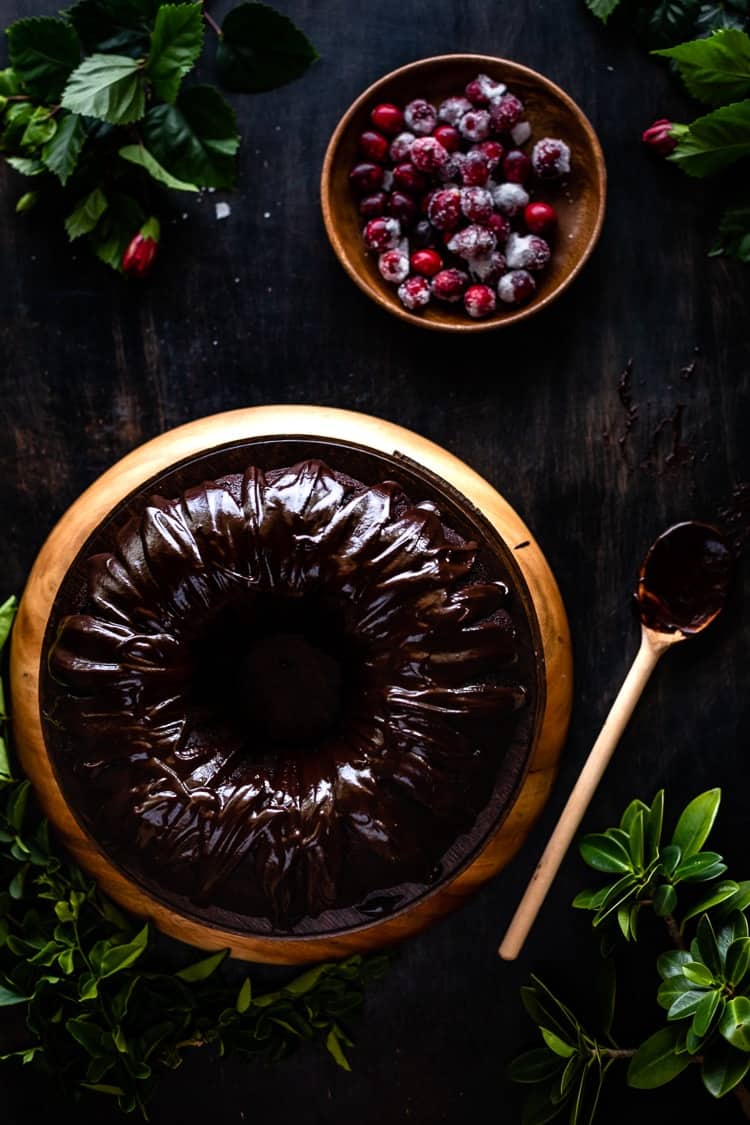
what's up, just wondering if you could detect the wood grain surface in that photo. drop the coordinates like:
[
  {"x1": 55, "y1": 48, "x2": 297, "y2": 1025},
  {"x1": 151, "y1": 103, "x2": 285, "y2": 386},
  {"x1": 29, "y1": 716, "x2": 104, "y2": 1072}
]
[{"x1": 1, "y1": 0, "x2": 748, "y2": 1121}]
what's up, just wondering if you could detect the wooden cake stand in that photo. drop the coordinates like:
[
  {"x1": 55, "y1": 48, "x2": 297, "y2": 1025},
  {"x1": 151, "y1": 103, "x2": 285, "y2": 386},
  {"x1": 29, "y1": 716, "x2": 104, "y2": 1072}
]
[{"x1": 10, "y1": 406, "x2": 572, "y2": 963}]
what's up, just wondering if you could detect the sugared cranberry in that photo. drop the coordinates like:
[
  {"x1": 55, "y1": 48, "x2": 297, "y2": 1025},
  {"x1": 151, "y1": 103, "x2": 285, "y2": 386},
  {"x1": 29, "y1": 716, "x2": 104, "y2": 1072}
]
[
  {"x1": 503, "y1": 149, "x2": 532, "y2": 184},
  {"x1": 465, "y1": 74, "x2": 506, "y2": 106},
  {"x1": 485, "y1": 212, "x2": 510, "y2": 241},
  {"x1": 438, "y1": 95, "x2": 473, "y2": 124},
  {"x1": 387, "y1": 191, "x2": 418, "y2": 225},
  {"x1": 497, "y1": 269, "x2": 536, "y2": 305},
  {"x1": 460, "y1": 186, "x2": 493, "y2": 223},
  {"x1": 358, "y1": 130, "x2": 389, "y2": 163},
  {"x1": 428, "y1": 187, "x2": 461, "y2": 231},
  {"x1": 642, "y1": 119, "x2": 677, "y2": 156},
  {"x1": 438, "y1": 152, "x2": 465, "y2": 182},
  {"x1": 413, "y1": 219, "x2": 438, "y2": 248},
  {"x1": 404, "y1": 99, "x2": 437, "y2": 135},
  {"x1": 491, "y1": 181, "x2": 529, "y2": 216},
  {"x1": 469, "y1": 250, "x2": 506, "y2": 286},
  {"x1": 389, "y1": 131, "x2": 415, "y2": 162},
  {"x1": 359, "y1": 191, "x2": 388, "y2": 218},
  {"x1": 461, "y1": 149, "x2": 489, "y2": 186},
  {"x1": 524, "y1": 201, "x2": 557, "y2": 235},
  {"x1": 410, "y1": 248, "x2": 443, "y2": 277},
  {"x1": 371, "y1": 103, "x2": 404, "y2": 135},
  {"x1": 363, "y1": 216, "x2": 401, "y2": 251},
  {"x1": 398, "y1": 275, "x2": 431, "y2": 310},
  {"x1": 378, "y1": 248, "x2": 410, "y2": 283},
  {"x1": 511, "y1": 121, "x2": 532, "y2": 146},
  {"x1": 474, "y1": 139, "x2": 504, "y2": 169},
  {"x1": 447, "y1": 224, "x2": 496, "y2": 260},
  {"x1": 464, "y1": 284, "x2": 496, "y2": 319},
  {"x1": 505, "y1": 232, "x2": 550, "y2": 271},
  {"x1": 349, "y1": 162, "x2": 384, "y2": 194},
  {"x1": 433, "y1": 124, "x2": 461, "y2": 153},
  {"x1": 489, "y1": 93, "x2": 524, "y2": 133},
  {"x1": 411, "y1": 136, "x2": 449, "y2": 173},
  {"x1": 392, "y1": 162, "x2": 427, "y2": 193},
  {"x1": 431, "y1": 267, "x2": 469, "y2": 303},
  {"x1": 532, "y1": 137, "x2": 571, "y2": 179},
  {"x1": 459, "y1": 109, "x2": 491, "y2": 142}
]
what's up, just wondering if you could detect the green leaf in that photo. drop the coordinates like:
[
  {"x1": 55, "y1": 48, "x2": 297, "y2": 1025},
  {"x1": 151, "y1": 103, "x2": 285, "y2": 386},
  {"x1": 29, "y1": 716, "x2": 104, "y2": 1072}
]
[
  {"x1": 628, "y1": 811, "x2": 645, "y2": 870},
  {"x1": 658, "y1": 948, "x2": 692, "y2": 979},
  {"x1": 540, "y1": 1028, "x2": 575, "y2": 1058},
  {"x1": 147, "y1": 3, "x2": 203, "y2": 102},
  {"x1": 87, "y1": 190, "x2": 144, "y2": 270},
  {"x1": 681, "y1": 881, "x2": 740, "y2": 927},
  {"x1": 20, "y1": 107, "x2": 57, "y2": 151},
  {"x1": 217, "y1": 2, "x2": 318, "y2": 93},
  {"x1": 726, "y1": 937, "x2": 750, "y2": 986},
  {"x1": 175, "y1": 948, "x2": 228, "y2": 982},
  {"x1": 616, "y1": 903, "x2": 631, "y2": 941},
  {"x1": 719, "y1": 996, "x2": 750, "y2": 1050},
  {"x1": 660, "y1": 844, "x2": 682, "y2": 876},
  {"x1": 572, "y1": 887, "x2": 609, "y2": 910},
  {"x1": 41, "y1": 113, "x2": 87, "y2": 185},
  {"x1": 0, "y1": 983, "x2": 26, "y2": 1006},
  {"x1": 7, "y1": 17, "x2": 81, "y2": 101},
  {"x1": 69, "y1": 0, "x2": 158, "y2": 54},
  {"x1": 65, "y1": 187, "x2": 108, "y2": 240},
  {"x1": 715, "y1": 882, "x2": 750, "y2": 921},
  {"x1": 670, "y1": 100, "x2": 750, "y2": 176},
  {"x1": 285, "y1": 963, "x2": 332, "y2": 996},
  {"x1": 674, "y1": 851, "x2": 727, "y2": 883},
  {"x1": 658, "y1": 975, "x2": 697, "y2": 1011},
  {"x1": 710, "y1": 205, "x2": 750, "y2": 262},
  {"x1": 61, "y1": 53, "x2": 146, "y2": 125},
  {"x1": 0, "y1": 597, "x2": 17, "y2": 653},
  {"x1": 0, "y1": 69, "x2": 23, "y2": 96},
  {"x1": 142, "y1": 85, "x2": 239, "y2": 189},
  {"x1": 585, "y1": 0, "x2": 622, "y2": 23},
  {"x1": 508, "y1": 1047, "x2": 566, "y2": 1084},
  {"x1": 97, "y1": 923, "x2": 148, "y2": 977},
  {"x1": 669, "y1": 989, "x2": 708, "y2": 1021},
  {"x1": 682, "y1": 961, "x2": 715, "y2": 986},
  {"x1": 6, "y1": 781, "x2": 30, "y2": 831},
  {"x1": 653, "y1": 883, "x2": 678, "y2": 917},
  {"x1": 66, "y1": 1016, "x2": 104, "y2": 1055},
  {"x1": 702, "y1": 1039, "x2": 750, "y2": 1096},
  {"x1": 118, "y1": 143, "x2": 199, "y2": 190},
  {"x1": 325, "y1": 1026, "x2": 351, "y2": 1071},
  {"x1": 627, "y1": 1026, "x2": 692, "y2": 1088},
  {"x1": 693, "y1": 915, "x2": 723, "y2": 977},
  {"x1": 236, "y1": 976, "x2": 252, "y2": 1014},
  {"x1": 635, "y1": 0, "x2": 703, "y2": 49},
  {"x1": 654, "y1": 28, "x2": 750, "y2": 105},
  {"x1": 579, "y1": 834, "x2": 633, "y2": 874},
  {"x1": 671, "y1": 789, "x2": 721, "y2": 857},
  {"x1": 80, "y1": 1083, "x2": 125, "y2": 1096},
  {"x1": 645, "y1": 790, "x2": 664, "y2": 862},
  {"x1": 521, "y1": 1080, "x2": 568, "y2": 1125}
]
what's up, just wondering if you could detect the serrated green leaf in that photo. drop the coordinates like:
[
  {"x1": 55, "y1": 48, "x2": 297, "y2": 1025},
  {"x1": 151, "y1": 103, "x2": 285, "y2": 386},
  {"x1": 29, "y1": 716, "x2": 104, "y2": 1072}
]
[
  {"x1": 585, "y1": 0, "x2": 622, "y2": 22},
  {"x1": 6, "y1": 156, "x2": 44, "y2": 177},
  {"x1": 580, "y1": 833, "x2": 633, "y2": 874},
  {"x1": 118, "y1": 143, "x2": 198, "y2": 190},
  {"x1": 175, "y1": 948, "x2": 228, "y2": 982},
  {"x1": 719, "y1": 996, "x2": 750, "y2": 1050},
  {"x1": 7, "y1": 17, "x2": 81, "y2": 101},
  {"x1": 0, "y1": 69, "x2": 22, "y2": 96},
  {"x1": 147, "y1": 3, "x2": 203, "y2": 102},
  {"x1": 635, "y1": 0, "x2": 702, "y2": 49},
  {"x1": 682, "y1": 881, "x2": 740, "y2": 927},
  {"x1": 702, "y1": 1039, "x2": 750, "y2": 1096},
  {"x1": 670, "y1": 100, "x2": 750, "y2": 176},
  {"x1": 65, "y1": 187, "x2": 108, "y2": 240},
  {"x1": 217, "y1": 2, "x2": 318, "y2": 93},
  {"x1": 710, "y1": 205, "x2": 750, "y2": 261},
  {"x1": 508, "y1": 1047, "x2": 566, "y2": 1084},
  {"x1": 61, "y1": 53, "x2": 146, "y2": 125},
  {"x1": 19, "y1": 107, "x2": 57, "y2": 152},
  {"x1": 142, "y1": 85, "x2": 239, "y2": 188},
  {"x1": 627, "y1": 1026, "x2": 691, "y2": 1088},
  {"x1": 654, "y1": 28, "x2": 750, "y2": 105},
  {"x1": 69, "y1": 0, "x2": 158, "y2": 54},
  {"x1": 41, "y1": 113, "x2": 87, "y2": 185}
]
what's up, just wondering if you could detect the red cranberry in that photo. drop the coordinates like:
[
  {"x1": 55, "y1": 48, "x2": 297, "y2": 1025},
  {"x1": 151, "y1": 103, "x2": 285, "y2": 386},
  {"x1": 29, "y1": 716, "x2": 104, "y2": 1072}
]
[
  {"x1": 469, "y1": 249, "x2": 506, "y2": 286},
  {"x1": 404, "y1": 99, "x2": 437, "y2": 136},
  {"x1": 388, "y1": 191, "x2": 418, "y2": 224},
  {"x1": 389, "y1": 131, "x2": 415, "y2": 162},
  {"x1": 413, "y1": 219, "x2": 438, "y2": 248},
  {"x1": 447, "y1": 224, "x2": 496, "y2": 260},
  {"x1": 363, "y1": 216, "x2": 401, "y2": 251},
  {"x1": 505, "y1": 232, "x2": 550, "y2": 271},
  {"x1": 465, "y1": 74, "x2": 506, "y2": 106},
  {"x1": 489, "y1": 93, "x2": 524, "y2": 132},
  {"x1": 349, "y1": 162, "x2": 384, "y2": 195},
  {"x1": 502, "y1": 149, "x2": 532, "y2": 184},
  {"x1": 491, "y1": 181, "x2": 529, "y2": 216},
  {"x1": 497, "y1": 269, "x2": 536, "y2": 305},
  {"x1": 371, "y1": 103, "x2": 404, "y2": 135},
  {"x1": 460, "y1": 186, "x2": 493, "y2": 223},
  {"x1": 411, "y1": 136, "x2": 449, "y2": 173},
  {"x1": 410, "y1": 248, "x2": 443, "y2": 277},
  {"x1": 431, "y1": 267, "x2": 469, "y2": 303},
  {"x1": 485, "y1": 212, "x2": 510, "y2": 241},
  {"x1": 524, "y1": 201, "x2": 557, "y2": 235},
  {"x1": 398, "y1": 275, "x2": 431, "y2": 310},
  {"x1": 642, "y1": 118, "x2": 677, "y2": 156},
  {"x1": 461, "y1": 150, "x2": 490, "y2": 186},
  {"x1": 438, "y1": 152, "x2": 465, "y2": 182},
  {"x1": 359, "y1": 191, "x2": 388, "y2": 218},
  {"x1": 393, "y1": 162, "x2": 427, "y2": 193},
  {"x1": 438, "y1": 95, "x2": 473, "y2": 124},
  {"x1": 433, "y1": 124, "x2": 461, "y2": 153},
  {"x1": 464, "y1": 284, "x2": 496, "y2": 319},
  {"x1": 531, "y1": 137, "x2": 571, "y2": 179},
  {"x1": 474, "y1": 139, "x2": 504, "y2": 169},
  {"x1": 428, "y1": 187, "x2": 461, "y2": 231},
  {"x1": 358, "y1": 130, "x2": 389, "y2": 163},
  {"x1": 459, "y1": 109, "x2": 491, "y2": 142},
  {"x1": 378, "y1": 248, "x2": 410, "y2": 283}
]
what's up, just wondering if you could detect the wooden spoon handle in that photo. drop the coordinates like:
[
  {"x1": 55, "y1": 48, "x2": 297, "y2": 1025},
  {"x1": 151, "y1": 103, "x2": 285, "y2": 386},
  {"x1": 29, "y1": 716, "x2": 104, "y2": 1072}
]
[{"x1": 498, "y1": 630, "x2": 664, "y2": 961}]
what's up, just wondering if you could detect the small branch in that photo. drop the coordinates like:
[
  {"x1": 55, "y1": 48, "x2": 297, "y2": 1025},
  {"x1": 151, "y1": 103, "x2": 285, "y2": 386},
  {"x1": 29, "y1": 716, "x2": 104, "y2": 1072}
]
[
  {"x1": 664, "y1": 913, "x2": 686, "y2": 950},
  {"x1": 201, "y1": 2, "x2": 222, "y2": 37},
  {"x1": 599, "y1": 1047, "x2": 637, "y2": 1059},
  {"x1": 734, "y1": 1083, "x2": 750, "y2": 1121}
]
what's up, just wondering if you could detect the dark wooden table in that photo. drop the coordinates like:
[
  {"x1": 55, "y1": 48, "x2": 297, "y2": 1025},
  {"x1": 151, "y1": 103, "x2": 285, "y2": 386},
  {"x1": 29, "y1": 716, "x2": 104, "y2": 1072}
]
[{"x1": 2, "y1": 1, "x2": 748, "y2": 1121}]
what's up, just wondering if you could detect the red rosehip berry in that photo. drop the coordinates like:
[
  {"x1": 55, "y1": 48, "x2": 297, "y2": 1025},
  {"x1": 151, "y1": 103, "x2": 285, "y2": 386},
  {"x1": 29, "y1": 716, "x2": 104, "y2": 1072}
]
[
  {"x1": 524, "y1": 201, "x2": 557, "y2": 235},
  {"x1": 642, "y1": 118, "x2": 677, "y2": 155},
  {"x1": 387, "y1": 190, "x2": 418, "y2": 224},
  {"x1": 398, "y1": 275, "x2": 432, "y2": 310},
  {"x1": 489, "y1": 93, "x2": 524, "y2": 132},
  {"x1": 433, "y1": 124, "x2": 461, "y2": 153},
  {"x1": 392, "y1": 162, "x2": 427, "y2": 193},
  {"x1": 497, "y1": 269, "x2": 536, "y2": 306},
  {"x1": 363, "y1": 216, "x2": 401, "y2": 251},
  {"x1": 427, "y1": 187, "x2": 461, "y2": 231},
  {"x1": 358, "y1": 130, "x2": 389, "y2": 162},
  {"x1": 474, "y1": 139, "x2": 504, "y2": 169},
  {"x1": 359, "y1": 191, "x2": 388, "y2": 218},
  {"x1": 531, "y1": 137, "x2": 571, "y2": 179},
  {"x1": 349, "y1": 162, "x2": 385, "y2": 194},
  {"x1": 502, "y1": 149, "x2": 532, "y2": 184},
  {"x1": 122, "y1": 217, "x2": 160, "y2": 278},
  {"x1": 410, "y1": 136, "x2": 449, "y2": 172},
  {"x1": 378, "y1": 248, "x2": 410, "y2": 283},
  {"x1": 410, "y1": 248, "x2": 443, "y2": 277},
  {"x1": 371, "y1": 102, "x2": 404, "y2": 135},
  {"x1": 464, "y1": 283, "x2": 497, "y2": 319},
  {"x1": 461, "y1": 149, "x2": 490, "y2": 186},
  {"x1": 431, "y1": 267, "x2": 469, "y2": 303},
  {"x1": 404, "y1": 99, "x2": 437, "y2": 136}
]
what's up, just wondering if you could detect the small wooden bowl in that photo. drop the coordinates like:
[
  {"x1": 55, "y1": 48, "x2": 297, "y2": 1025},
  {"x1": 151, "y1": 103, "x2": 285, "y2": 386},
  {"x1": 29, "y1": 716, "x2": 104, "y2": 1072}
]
[{"x1": 321, "y1": 54, "x2": 606, "y2": 332}]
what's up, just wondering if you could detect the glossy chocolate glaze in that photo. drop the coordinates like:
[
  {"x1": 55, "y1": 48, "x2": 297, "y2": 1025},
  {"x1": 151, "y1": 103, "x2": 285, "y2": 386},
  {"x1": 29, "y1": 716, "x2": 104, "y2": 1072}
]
[
  {"x1": 637, "y1": 521, "x2": 733, "y2": 634},
  {"x1": 43, "y1": 449, "x2": 538, "y2": 933}
]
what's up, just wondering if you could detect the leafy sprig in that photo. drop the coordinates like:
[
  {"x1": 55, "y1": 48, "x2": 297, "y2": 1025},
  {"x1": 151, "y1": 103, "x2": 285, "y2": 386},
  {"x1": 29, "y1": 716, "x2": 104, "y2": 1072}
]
[
  {"x1": 0, "y1": 597, "x2": 387, "y2": 1115},
  {"x1": 510, "y1": 788, "x2": 750, "y2": 1123},
  {"x1": 0, "y1": 0, "x2": 318, "y2": 272}
]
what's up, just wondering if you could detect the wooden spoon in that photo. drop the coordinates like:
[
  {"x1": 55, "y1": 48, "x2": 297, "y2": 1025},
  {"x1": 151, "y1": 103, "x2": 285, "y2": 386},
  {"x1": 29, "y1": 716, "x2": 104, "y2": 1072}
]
[{"x1": 499, "y1": 520, "x2": 733, "y2": 961}]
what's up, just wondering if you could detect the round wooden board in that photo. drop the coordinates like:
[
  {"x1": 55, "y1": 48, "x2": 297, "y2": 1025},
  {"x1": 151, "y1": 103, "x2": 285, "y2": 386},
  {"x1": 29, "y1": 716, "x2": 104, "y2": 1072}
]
[{"x1": 10, "y1": 406, "x2": 572, "y2": 963}]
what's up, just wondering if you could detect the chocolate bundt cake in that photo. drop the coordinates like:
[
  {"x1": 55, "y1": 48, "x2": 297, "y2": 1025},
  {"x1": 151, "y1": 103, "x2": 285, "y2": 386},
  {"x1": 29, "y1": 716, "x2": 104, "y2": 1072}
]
[{"x1": 43, "y1": 457, "x2": 533, "y2": 931}]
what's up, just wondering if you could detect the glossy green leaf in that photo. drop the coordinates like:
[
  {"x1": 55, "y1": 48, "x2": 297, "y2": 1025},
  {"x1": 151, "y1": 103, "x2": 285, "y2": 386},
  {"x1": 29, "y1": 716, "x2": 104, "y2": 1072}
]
[
  {"x1": 540, "y1": 1028, "x2": 575, "y2": 1058},
  {"x1": 644, "y1": 790, "x2": 664, "y2": 862},
  {"x1": 285, "y1": 963, "x2": 333, "y2": 996},
  {"x1": 88, "y1": 190, "x2": 144, "y2": 271},
  {"x1": 97, "y1": 923, "x2": 148, "y2": 977},
  {"x1": 142, "y1": 85, "x2": 239, "y2": 189},
  {"x1": 693, "y1": 915, "x2": 723, "y2": 977},
  {"x1": 580, "y1": 833, "x2": 633, "y2": 874},
  {"x1": 66, "y1": 1016, "x2": 104, "y2": 1055},
  {"x1": 654, "y1": 28, "x2": 750, "y2": 105},
  {"x1": 236, "y1": 976, "x2": 252, "y2": 1014},
  {"x1": 41, "y1": 113, "x2": 87, "y2": 185},
  {"x1": 65, "y1": 188, "x2": 108, "y2": 241},
  {"x1": 702, "y1": 1039, "x2": 750, "y2": 1096},
  {"x1": 660, "y1": 844, "x2": 682, "y2": 876},
  {"x1": 6, "y1": 781, "x2": 30, "y2": 831},
  {"x1": 7, "y1": 16, "x2": 81, "y2": 100},
  {"x1": 616, "y1": 903, "x2": 631, "y2": 941},
  {"x1": 175, "y1": 948, "x2": 228, "y2": 982},
  {"x1": 217, "y1": 2, "x2": 318, "y2": 93},
  {"x1": 627, "y1": 1026, "x2": 691, "y2": 1088},
  {"x1": 118, "y1": 142, "x2": 200, "y2": 191},
  {"x1": 668, "y1": 989, "x2": 707, "y2": 1020},
  {"x1": 682, "y1": 961, "x2": 715, "y2": 987},
  {"x1": 674, "y1": 851, "x2": 726, "y2": 883},
  {"x1": 572, "y1": 887, "x2": 609, "y2": 910},
  {"x1": 693, "y1": 989, "x2": 722, "y2": 1037},
  {"x1": 147, "y1": 3, "x2": 203, "y2": 102},
  {"x1": 325, "y1": 1026, "x2": 351, "y2": 1071},
  {"x1": 671, "y1": 789, "x2": 721, "y2": 858},
  {"x1": 628, "y1": 810, "x2": 645, "y2": 870},
  {"x1": 585, "y1": 0, "x2": 622, "y2": 24},
  {"x1": 0, "y1": 983, "x2": 26, "y2": 1006},
  {"x1": 61, "y1": 53, "x2": 146, "y2": 125},
  {"x1": 507, "y1": 1047, "x2": 566, "y2": 1084},
  {"x1": 681, "y1": 881, "x2": 740, "y2": 927},
  {"x1": 726, "y1": 937, "x2": 750, "y2": 986},
  {"x1": 719, "y1": 996, "x2": 750, "y2": 1050},
  {"x1": 714, "y1": 882, "x2": 750, "y2": 921},
  {"x1": 653, "y1": 883, "x2": 678, "y2": 917}
]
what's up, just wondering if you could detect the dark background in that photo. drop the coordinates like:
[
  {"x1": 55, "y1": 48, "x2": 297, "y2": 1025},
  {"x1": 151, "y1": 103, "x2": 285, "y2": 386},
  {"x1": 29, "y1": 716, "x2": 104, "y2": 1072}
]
[{"x1": 2, "y1": 0, "x2": 749, "y2": 1121}]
